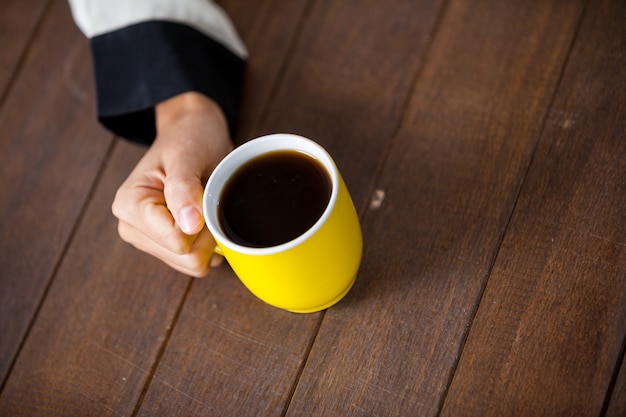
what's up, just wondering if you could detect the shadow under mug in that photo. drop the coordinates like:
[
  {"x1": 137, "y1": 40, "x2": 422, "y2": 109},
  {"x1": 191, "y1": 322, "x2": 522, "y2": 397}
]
[{"x1": 203, "y1": 133, "x2": 363, "y2": 313}]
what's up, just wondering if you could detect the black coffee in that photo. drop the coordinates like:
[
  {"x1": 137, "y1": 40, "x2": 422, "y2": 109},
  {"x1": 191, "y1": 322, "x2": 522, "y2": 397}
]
[{"x1": 218, "y1": 150, "x2": 332, "y2": 247}]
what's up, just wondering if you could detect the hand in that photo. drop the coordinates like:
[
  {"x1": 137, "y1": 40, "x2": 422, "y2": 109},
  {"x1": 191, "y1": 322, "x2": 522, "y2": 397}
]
[{"x1": 112, "y1": 92, "x2": 233, "y2": 277}]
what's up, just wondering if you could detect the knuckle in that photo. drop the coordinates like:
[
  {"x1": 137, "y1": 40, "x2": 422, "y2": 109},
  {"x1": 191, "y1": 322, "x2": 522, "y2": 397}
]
[
  {"x1": 111, "y1": 188, "x2": 128, "y2": 219},
  {"x1": 185, "y1": 254, "x2": 212, "y2": 277},
  {"x1": 111, "y1": 199, "x2": 121, "y2": 219},
  {"x1": 190, "y1": 263, "x2": 211, "y2": 278},
  {"x1": 168, "y1": 235, "x2": 193, "y2": 255}
]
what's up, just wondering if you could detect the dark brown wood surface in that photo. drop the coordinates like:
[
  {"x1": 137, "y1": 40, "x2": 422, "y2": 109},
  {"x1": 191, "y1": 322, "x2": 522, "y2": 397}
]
[
  {"x1": 0, "y1": 0, "x2": 113, "y2": 386},
  {"x1": 440, "y1": 0, "x2": 625, "y2": 415},
  {"x1": 0, "y1": 0, "x2": 624, "y2": 416},
  {"x1": 0, "y1": 0, "x2": 50, "y2": 96}
]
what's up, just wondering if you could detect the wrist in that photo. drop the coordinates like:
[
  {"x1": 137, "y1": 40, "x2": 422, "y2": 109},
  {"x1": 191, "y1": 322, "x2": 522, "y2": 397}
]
[
  {"x1": 156, "y1": 92, "x2": 228, "y2": 134},
  {"x1": 152, "y1": 92, "x2": 234, "y2": 180}
]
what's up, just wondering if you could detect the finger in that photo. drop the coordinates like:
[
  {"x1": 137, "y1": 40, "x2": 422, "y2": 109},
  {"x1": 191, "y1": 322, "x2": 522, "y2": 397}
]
[
  {"x1": 163, "y1": 164, "x2": 206, "y2": 236},
  {"x1": 113, "y1": 179, "x2": 200, "y2": 255},
  {"x1": 210, "y1": 253, "x2": 225, "y2": 267},
  {"x1": 118, "y1": 221, "x2": 218, "y2": 277},
  {"x1": 161, "y1": 251, "x2": 224, "y2": 277}
]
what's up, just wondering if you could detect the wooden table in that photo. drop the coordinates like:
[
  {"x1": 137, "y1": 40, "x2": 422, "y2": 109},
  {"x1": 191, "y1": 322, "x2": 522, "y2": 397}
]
[{"x1": 1, "y1": 0, "x2": 624, "y2": 415}]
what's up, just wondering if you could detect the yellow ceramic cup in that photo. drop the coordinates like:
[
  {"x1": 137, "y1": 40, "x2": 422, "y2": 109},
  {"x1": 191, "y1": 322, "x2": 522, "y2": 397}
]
[{"x1": 203, "y1": 133, "x2": 362, "y2": 313}]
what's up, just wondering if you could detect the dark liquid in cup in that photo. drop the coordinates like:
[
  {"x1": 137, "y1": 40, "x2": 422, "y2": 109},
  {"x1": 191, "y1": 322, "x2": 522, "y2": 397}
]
[{"x1": 218, "y1": 150, "x2": 332, "y2": 248}]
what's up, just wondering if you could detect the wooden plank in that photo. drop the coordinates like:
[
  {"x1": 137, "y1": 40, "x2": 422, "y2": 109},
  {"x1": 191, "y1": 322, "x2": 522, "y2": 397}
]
[
  {"x1": 0, "y1": 0, "x2": 112, "y2": 385},
  {"x1": 607, "y1": 355, "x2": 626, "y2": 417},
  {"x1": 284, "y1": 0, "x2": 587, "y2": 416},
  {"x1": 0, "y1": 0, "x2": 50, "y2": 96},
  {"x1": 440, "y1": 0, "x2": 626, "y2": 415},
  {"x1": 218, "y1": 0, "x2": 313, "y2": 143},
  {"x1": 257, "y1": 0, "x2": 448, "y2": 210},
  {"x1": 133, "y1": 1, "x2": 317, "y2": 416},
  {"x1": 135, "y1": 0, "x2": 445, "y2": 415},
  {"x1": 136, "y1": 270, "x2": 322, "y2": 416},
  {"x1": 0, "y1": 141, "x2": 191, "y2": 416},
  {"x1": 1, "y1": 1, "x2": 316, "y2": 415}
]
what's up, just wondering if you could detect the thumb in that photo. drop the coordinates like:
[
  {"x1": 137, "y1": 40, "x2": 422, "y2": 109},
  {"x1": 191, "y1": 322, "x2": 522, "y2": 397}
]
[{"x1": 164, "y1": 167, "x2": 206, "y2": 235}]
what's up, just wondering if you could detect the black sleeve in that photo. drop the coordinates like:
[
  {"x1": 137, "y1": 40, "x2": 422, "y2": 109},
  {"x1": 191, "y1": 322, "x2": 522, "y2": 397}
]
[{"x1": 90, "y1": 20, "x2": 246, "y2": 145}]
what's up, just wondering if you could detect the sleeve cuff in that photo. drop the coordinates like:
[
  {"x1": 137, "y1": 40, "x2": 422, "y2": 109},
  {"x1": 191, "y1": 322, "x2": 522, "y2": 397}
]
[{"x1": 90, "y1": 20, "x2": 245, "y2": 144}]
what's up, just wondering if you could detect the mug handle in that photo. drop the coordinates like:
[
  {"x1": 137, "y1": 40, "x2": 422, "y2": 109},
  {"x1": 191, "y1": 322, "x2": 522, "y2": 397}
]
[{"x1": 214, "y1": 245, "x2": 224, "y2": 256}]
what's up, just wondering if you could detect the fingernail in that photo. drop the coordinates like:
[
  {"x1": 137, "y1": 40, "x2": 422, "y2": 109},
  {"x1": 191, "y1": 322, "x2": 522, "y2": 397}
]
[{"x1": 178, "y1": 206, "x2": 202, "y2": 234}]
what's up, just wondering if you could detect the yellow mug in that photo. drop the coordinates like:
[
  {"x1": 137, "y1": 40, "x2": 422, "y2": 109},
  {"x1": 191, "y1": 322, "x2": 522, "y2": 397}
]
[{"x1": 203, "y1": 133, "x2": 362, "y2": 313}]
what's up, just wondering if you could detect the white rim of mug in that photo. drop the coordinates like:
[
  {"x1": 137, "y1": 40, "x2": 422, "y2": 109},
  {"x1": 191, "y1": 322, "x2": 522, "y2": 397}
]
[{"x1": 203, "y1": 133, "x2": 340, "y2": 256}]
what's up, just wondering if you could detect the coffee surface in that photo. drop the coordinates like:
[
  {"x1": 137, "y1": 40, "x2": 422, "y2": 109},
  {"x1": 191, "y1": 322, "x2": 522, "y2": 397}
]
[{"x1": 219, "y1": 150, "x2": 332, "y2": 247}]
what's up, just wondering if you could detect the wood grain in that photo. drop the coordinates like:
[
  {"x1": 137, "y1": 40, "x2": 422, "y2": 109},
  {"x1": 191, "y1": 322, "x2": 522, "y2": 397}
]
[
  {"x1": 135, "y1": 0, "x2": 445, "y2": 415},
  {"x1": 132, "y1": 2, "x2": 324, "y2": 416},
  {"x1": 607, "y1": 356, "x2": 626, "y2": 417},
  {"x1": 1, "y1": 0, "x2": 623, "y2": 414},
  {"x1": 441, "y1": 0, "x2": 626, "y2": 414},
  {"x1": 257, "y1": 0, "x2": 448, "y2": 210},
  {"x1": 0, "y1": 0, "x2": 112, "y2": 385},
  {"x1": 218, "y1": 0, "x2": 313, "y2": 143},
  {"x1": 0, "y1": 0, "x2": 50, "y2": 97},
  {"x1": 136, "y1": 268, "x2": 322, "y2": 416},
  {"x1": 284, "y1": 0, "x2": 587, "y2": 415},
  {"x1": 0, "y1": 141, "x2": 191, "y2": 416}
]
